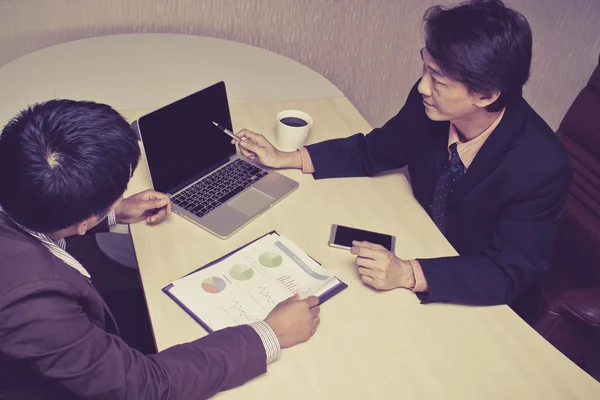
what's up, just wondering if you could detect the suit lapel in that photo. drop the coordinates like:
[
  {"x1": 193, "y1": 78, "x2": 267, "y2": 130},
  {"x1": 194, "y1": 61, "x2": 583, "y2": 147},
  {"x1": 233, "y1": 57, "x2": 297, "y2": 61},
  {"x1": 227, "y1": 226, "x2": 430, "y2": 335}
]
[
  {"x1": 426, "y1": 121, "x2": 452, "y2": 194},
  {"x1": 103, "y1": 302, "x2": 121, "y2": 336},
  {"x1": 88, "y1": 280, "x2": 121, "y2": 335},
  {"x1": 433, "y1": 124, "x2": 451, "y2": 177},
  {"x1": 415, "y1": 120, "x2": 451, "y2": 211},
  {"x1": 450, "y1": 99, "x2": 526, "y2": 202}
]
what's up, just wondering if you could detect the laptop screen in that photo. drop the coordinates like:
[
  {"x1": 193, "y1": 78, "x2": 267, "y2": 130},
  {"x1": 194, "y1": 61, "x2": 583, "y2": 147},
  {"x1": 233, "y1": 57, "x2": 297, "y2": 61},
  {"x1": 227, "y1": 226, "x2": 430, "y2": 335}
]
[{"x1": 138, "y1": 81, "x2": 236, "y2": 194}]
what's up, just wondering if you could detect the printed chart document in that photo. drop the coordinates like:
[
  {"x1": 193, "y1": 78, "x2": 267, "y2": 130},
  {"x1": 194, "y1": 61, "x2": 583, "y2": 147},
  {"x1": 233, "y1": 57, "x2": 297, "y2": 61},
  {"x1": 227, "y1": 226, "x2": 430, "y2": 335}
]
[{"x1": 163, "y1": 232, "x2": 347, "y2": 332}]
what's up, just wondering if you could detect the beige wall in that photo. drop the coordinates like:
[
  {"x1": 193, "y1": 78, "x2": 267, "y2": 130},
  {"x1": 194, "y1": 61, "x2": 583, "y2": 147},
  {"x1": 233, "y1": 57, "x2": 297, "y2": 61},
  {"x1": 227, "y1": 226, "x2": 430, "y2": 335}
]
[{"x1": 1, "y1": 0, "x2": 599, "y2": 130}]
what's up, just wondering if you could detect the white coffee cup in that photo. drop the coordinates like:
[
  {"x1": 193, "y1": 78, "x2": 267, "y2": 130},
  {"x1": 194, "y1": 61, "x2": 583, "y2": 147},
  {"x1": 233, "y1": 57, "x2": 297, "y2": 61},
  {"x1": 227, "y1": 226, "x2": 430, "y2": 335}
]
[{"x1": 276, "y1": 110, "x2": 313, "y2": 152}]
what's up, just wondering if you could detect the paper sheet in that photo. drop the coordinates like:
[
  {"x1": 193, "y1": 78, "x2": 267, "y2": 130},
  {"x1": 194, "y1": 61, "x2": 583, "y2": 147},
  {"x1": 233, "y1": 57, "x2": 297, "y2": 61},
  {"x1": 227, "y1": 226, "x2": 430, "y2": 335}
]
[{"x1": 167, "y1": 233, "x2": 338, "y2": 331}]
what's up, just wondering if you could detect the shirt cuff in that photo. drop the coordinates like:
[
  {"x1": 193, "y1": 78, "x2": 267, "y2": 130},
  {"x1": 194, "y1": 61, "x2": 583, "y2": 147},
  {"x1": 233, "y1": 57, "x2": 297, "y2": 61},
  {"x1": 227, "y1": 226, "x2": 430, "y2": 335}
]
[
  {"x1": 408, "y1": 259, "x2": 429, "y2": 293},
  {"x1": 249, "y1": 321, "x2": 281, "y2": 364},
  {"x1": 107, "y1": 210, "x2": 117, "y2": 226},
  {"x1": 298, "y1": 147, "x2": 315, "y2": 174}
]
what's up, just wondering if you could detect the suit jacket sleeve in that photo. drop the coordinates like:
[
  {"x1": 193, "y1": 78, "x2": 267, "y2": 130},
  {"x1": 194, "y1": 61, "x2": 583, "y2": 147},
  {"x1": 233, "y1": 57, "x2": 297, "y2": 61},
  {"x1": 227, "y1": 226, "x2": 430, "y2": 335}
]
[
  {"x1": 0, "y1": 279, "x2": 266, "y2": 400},
  {"x1": 305, "y1": 81, "x2": 425, "y2": 179},
  {"x1": 418, "y1": 166, "x2": 572, "y2": 305}
]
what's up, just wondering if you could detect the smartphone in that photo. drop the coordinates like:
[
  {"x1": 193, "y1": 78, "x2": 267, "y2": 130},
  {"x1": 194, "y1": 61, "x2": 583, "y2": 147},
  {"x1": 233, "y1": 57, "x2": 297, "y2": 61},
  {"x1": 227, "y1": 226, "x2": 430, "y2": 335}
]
[{"x1": 328, "y1": 224, "x2": 396, "y2": 251}]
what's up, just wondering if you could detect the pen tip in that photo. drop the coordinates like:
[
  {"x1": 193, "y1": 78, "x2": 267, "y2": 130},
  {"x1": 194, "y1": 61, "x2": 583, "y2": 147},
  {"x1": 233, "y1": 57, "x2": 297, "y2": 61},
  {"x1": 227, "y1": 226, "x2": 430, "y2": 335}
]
[{"x1": 211, "y1": 121, "x2": 217, "y2": 126}]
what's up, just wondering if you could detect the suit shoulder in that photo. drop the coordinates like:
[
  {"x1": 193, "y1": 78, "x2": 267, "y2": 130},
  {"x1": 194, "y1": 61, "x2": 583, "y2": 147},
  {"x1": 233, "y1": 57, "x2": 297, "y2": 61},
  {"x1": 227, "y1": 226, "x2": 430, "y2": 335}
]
[
  {"x1": 0, "y1": 220, "x2": 80, "y2": 296},
  {"x1": 514, "y1": 100, "x2": 571, "y2": 173}
]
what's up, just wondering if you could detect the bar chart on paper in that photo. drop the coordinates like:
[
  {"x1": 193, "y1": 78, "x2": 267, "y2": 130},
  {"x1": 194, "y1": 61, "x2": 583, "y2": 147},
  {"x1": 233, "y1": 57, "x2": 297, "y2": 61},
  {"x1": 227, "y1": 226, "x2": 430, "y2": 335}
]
[{"x1": 277, "y1": 275, "x2": 301, "y2": 294}]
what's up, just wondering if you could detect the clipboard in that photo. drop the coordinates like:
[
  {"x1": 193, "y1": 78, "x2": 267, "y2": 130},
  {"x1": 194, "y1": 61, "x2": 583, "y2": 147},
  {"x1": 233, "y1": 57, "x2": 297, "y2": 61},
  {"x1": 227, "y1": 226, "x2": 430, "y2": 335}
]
[{"x1": 163, "y1": 231, "x2": 347, "y2": 333}]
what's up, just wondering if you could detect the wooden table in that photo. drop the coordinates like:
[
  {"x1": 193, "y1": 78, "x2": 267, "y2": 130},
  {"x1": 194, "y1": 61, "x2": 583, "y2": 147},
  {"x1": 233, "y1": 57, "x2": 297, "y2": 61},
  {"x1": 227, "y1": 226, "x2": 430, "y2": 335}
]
[
  {"x1": 121, "y1": 97, "x2": 600, "y2": 400},
  {"x1": 0, "y1": 34, "x2": 342, "y2": 128},
  {"x1": 4, "y1": 32, "x2": 595, "y2": 399}
]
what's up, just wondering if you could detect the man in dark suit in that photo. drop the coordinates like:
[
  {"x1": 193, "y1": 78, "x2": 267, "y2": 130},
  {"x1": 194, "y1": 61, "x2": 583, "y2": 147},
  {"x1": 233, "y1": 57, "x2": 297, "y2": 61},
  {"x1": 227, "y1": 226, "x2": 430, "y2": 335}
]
[
  {"x1": 232, "y1": 0, "x2": 571, "y2": 306},
  {"x1": 0, "y1": 100, "x2": 321, "y2": 399}
]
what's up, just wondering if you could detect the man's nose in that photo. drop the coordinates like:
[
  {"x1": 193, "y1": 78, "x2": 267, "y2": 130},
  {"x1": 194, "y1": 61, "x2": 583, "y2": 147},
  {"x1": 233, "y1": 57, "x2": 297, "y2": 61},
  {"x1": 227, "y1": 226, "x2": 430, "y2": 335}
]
[{"x1": 418, "y1": 76, "x2": 431, "y2": 97}]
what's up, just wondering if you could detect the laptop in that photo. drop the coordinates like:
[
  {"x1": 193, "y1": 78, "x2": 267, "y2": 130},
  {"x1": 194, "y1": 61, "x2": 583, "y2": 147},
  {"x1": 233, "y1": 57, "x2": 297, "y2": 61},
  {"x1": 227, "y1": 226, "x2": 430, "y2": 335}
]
[{"x1": 135, "y1": 81, "x2": 299, "y2": 239}]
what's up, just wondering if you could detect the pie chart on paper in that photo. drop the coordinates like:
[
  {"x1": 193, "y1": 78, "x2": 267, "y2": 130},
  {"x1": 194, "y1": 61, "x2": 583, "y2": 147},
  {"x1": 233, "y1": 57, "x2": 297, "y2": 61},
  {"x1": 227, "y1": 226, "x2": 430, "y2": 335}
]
[
  {"x1": 259, "y1": 252, "x2": 283, "y2": 268},
  {"x1": 202, "y1": 277, "x2": 227, "y2": 294},
  {"x1": 229, "y1": 264, "x2": 255, "y2": 281}
]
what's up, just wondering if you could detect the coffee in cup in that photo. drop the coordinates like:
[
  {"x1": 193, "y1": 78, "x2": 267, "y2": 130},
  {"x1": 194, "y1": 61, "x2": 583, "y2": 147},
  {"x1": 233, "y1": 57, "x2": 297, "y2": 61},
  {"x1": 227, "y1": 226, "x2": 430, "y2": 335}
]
[{"x1": 276, "y1": 110, "x2": 313, "y2": 152}]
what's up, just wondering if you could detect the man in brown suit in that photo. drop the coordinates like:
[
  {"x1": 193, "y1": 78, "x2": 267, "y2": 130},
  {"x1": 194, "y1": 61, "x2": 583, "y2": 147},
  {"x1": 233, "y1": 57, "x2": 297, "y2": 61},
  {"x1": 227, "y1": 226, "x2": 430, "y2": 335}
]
[{"x1": 0, "y1": 100, "x2": 321, "y2": 399}]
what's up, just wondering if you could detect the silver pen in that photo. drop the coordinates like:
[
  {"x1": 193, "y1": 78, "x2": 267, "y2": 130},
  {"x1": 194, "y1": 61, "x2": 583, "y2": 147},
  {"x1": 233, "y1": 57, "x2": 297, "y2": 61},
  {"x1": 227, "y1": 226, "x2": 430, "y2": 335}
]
[{"x1": 212, "y1": 121, "x2": 244, "y2": 142}]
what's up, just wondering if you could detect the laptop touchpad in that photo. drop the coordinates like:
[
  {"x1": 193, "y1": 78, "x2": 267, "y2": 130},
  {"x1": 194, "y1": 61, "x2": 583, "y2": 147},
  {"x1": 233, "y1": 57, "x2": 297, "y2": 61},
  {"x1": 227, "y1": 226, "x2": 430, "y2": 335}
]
[{"x1": 227, "y1": 188, "x2": 274, "y2": 217}]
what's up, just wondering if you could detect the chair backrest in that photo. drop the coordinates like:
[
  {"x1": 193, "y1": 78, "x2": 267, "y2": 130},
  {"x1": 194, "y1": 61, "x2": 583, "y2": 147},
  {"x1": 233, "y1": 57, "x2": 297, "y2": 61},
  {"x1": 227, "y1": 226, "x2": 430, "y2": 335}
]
[{"x1": 554, "y1": 54, "x2": 600, "y2": 288}]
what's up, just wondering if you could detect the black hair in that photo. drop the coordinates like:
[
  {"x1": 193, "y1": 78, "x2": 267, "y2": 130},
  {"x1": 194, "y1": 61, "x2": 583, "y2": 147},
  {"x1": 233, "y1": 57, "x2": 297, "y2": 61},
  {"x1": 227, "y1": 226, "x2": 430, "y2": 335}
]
[
  {"x1": 423, "y1": 0, "x2": 533, "y2": 111},
  {"x1": 0, "y1": 99, "x2": 141, "y2": 232}
]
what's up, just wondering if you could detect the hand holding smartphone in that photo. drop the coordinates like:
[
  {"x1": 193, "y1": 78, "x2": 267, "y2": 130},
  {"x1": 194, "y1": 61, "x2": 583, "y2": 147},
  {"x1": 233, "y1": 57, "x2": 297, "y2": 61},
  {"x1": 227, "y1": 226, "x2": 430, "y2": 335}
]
[{"x1": 328, "y1": 224, "x2": 396, "y2": 251}]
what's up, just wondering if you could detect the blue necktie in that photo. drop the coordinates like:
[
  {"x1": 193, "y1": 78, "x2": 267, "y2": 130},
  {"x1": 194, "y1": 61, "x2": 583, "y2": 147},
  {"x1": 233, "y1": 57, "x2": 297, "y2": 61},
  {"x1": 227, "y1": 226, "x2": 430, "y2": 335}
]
[{"x1": 431, "y1": 143, "x2": 465, "y2": 234}]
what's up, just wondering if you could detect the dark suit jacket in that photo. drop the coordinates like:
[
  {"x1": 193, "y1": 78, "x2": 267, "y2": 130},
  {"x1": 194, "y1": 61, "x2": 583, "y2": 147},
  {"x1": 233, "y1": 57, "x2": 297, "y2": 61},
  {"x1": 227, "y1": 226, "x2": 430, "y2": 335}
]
[
  {"x1": 0, "y1": 213, "x2": 266, "y2": 399},
  {"x1": 306, "y1": 81, "x2": 572, "y2": 305}
]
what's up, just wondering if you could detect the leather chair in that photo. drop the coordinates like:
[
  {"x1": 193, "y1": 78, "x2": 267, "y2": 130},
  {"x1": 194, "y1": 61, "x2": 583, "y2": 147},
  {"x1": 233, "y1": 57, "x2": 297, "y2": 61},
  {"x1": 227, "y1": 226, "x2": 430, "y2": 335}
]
[{"x1": 531, "y1": 54, "x2": 600, "y2": 380}]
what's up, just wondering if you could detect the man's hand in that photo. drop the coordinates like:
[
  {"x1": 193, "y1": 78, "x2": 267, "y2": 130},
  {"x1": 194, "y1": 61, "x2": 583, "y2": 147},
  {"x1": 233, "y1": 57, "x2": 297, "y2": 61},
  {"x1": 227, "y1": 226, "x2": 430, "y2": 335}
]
[
  {"x1": 351, "y1": 241, "x2": 415, "y2": 290},
  {"x1": 232, "y1": 129, "x2": 302, "y2": 169},
  {"x1": 114, "y1": 189, "x2": 172, "y2": 225},
  {"x1": 264, "y1": 294, "x2": 320, "y2": 349}
]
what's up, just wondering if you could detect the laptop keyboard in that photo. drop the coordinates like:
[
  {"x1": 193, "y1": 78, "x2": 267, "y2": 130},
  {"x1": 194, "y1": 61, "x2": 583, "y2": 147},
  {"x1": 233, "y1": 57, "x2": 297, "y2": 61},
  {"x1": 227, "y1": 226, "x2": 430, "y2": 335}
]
[{"x1": 170, "y1": 158, "x2": 269, "y2": 218}]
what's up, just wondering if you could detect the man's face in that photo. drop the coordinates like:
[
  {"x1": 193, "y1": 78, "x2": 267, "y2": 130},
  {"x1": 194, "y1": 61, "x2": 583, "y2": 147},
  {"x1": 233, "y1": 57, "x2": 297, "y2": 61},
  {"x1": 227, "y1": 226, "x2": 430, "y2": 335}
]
[{"x1": 418, "y1": 48, "x2": 482, "y2": 122}]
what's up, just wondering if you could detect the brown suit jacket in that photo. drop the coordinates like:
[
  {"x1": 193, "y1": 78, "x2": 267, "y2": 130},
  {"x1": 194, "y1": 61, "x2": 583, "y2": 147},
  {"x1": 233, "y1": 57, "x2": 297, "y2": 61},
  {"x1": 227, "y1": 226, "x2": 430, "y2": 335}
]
[{"x1": 0, "y1": 214, "x2": 266, "y2": 399}]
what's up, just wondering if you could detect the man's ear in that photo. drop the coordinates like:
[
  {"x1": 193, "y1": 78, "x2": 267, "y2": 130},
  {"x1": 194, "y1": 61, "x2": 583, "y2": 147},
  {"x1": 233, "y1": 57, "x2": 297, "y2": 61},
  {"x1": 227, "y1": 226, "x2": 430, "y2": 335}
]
[
  {"x1": 76, "y1": 214, "x2": 105, "y2": 235},
  {"x1": 75, "y1": 221, "x2": 88, "y2": 236},
  {"x1": 474, "y1": 90, "x2": 501, "y2": 108}
]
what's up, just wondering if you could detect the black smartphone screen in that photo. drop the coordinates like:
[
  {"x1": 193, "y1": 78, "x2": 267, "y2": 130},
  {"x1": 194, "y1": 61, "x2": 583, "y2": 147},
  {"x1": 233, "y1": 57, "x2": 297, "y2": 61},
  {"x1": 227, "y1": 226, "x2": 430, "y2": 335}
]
[{"x1": 333, "y1": 225, "x2": 394, "y2": 251}]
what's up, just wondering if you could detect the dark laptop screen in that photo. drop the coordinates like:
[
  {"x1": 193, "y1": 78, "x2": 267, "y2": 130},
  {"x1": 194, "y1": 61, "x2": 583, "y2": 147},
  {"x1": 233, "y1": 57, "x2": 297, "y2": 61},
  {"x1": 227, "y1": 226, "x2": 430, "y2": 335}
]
[{"x1": 138, "y1": 81, "x2": 235, "y2": 194}]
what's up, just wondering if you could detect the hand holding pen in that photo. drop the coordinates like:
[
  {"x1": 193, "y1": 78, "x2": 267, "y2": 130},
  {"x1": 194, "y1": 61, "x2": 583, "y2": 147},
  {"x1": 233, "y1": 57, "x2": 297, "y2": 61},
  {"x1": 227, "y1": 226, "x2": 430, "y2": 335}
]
[
  {"x1": 212, "y1": 121, "x2": 246, "y2": 142},
  {"x1": 218, "y1": 125, "x2": 302, "y2": 170}
]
